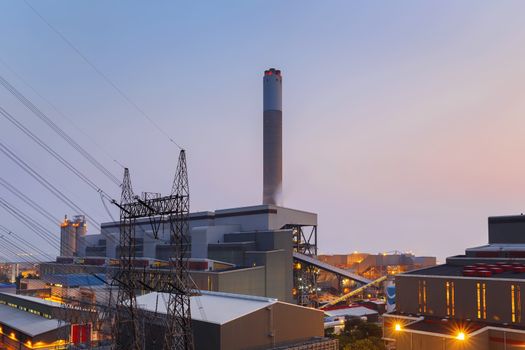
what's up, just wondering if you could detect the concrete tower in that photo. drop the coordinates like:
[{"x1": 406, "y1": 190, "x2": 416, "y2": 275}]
[{"x1": 263, "y1": 68, "x2": 283, "y2": 205}]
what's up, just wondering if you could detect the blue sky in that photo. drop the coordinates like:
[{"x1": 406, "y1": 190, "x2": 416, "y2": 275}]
[{"x1": 1, "y1": 1, "x2": 525, "y2": 261}]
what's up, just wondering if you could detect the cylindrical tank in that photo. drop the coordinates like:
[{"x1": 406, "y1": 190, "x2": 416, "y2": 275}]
[
  {"x1": 263, "y1": 68, "x2": 283, "y2": 206},
  {"x1": 74, "y1": 215, "x2": 87, "y2": 257},
  {"x1": 60, "y1": 216, "x2": 76, "y2": 257}
]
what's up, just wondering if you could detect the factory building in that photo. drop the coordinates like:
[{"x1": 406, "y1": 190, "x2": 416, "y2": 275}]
[
  {"x1": 0, "y1": 292, "x2": 70, "y2": 350},
  {"x1": 50, "y1": 205, "x2": 316, "y2": 303},
  {"x1": 384, "y1": 214, "x2": 525, "y2": 350},
  {"x1": 138, "y1": 290, "x2": 336, "y2": 350},
  {"x1": 318, "y1": 252, "x2": 436, "y2": 280},
  {"x1": 59, "y1": 215, "x2": 87, "y2": 257},
  {"x1": 0, "y1": 288, "x2": 338, "y2": 350},
  {"x1": 53, "y1": 69, "x2": 370, "y2": 312},
  {"x1": 0, "y1": 289, "x2": 335, "y2": 350}
]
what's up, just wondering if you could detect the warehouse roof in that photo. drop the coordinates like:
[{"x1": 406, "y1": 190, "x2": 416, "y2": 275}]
[
  {"x1": 324, "y1": 306, "x2": 377, "y2": 318},
  {"x1": 42, "y1": 273, "x2": 106, "y2": 287},
  {"x1": 0, "y1": 292, "x2": 62, "y2": 308},
  {"x1": 403, "y1": 264, "x2": 525, "y2": 280},
  {"x1": 0, "y1": 303, "x2": 65, "y2": 337},
  {"x1": 136, "y1": 290, "x2": 278, "y2": 325}
]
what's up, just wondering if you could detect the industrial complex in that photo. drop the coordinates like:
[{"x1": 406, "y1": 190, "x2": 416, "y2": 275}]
[
  {"x1": 0, "y1": 67, "x2": 437, "y2": 350},
  {"x1": 0, "y1": 69, "x2": 352, "y2": 350}
]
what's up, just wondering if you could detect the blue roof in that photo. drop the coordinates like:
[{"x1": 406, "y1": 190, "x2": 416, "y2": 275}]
[{"x1": 42, "y1": 274, "x2": 106, "y2": 287}]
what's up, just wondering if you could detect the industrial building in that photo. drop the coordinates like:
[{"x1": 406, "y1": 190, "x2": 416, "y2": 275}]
[
  {"x1": 50, "y1": 204, "x2": 316, "y2": 303},
  {"x1": 37, "y1": 68, "x2": 375, "y2": 348},
  {"x1": 137, "y1": 290, "x2": 337, "y2": 350},
  {"x1": 53, "y1": 68, "x2": 371, "y2": 309},
  {"x1": 318, "y1": 252, "x2": 436, "y2": 280},
  {"x1": 0, "y1": 287, "x2": 336, "y2": 350},
  {"x1": 0, "y1": 292, "x2": 71, "y2": 350},
  {"x1": 384, "y1": 214, "x2": 525, "y2": 349}
]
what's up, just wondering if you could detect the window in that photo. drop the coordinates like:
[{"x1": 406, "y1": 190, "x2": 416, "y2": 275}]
[
  {"x1": 512, "y1": 285, "x2": 521, "y2": 323},
  {"x1": 418, "y1": 280, "x2": 427, "y2": 313},
  {"x1": 477, "y1": 282, "x2": 487, "y2": 319},
  {"x1": 446, "y1": 281, "x2": 455, "y2": 317}
]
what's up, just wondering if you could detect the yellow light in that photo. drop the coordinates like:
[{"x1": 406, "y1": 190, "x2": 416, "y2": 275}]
[
  {"x1": 456, "y1": 332, "x2": 465, "y2": 341},
  {"x1": 394, "y1": 323, "x2": 402, "y2": 331}
]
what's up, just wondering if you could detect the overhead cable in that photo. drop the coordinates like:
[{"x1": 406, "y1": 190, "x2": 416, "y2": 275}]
[{"x1": 23, "y1": 0, "x2": 183, "y2": 150}]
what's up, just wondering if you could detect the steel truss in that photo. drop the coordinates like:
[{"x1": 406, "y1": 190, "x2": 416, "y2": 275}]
[
  {"x1": 111, "y1": 150, "x2": 194, "y2": 350},
  {"x1": 283, "y1": 224, "x2": 319, "y2": 307}
]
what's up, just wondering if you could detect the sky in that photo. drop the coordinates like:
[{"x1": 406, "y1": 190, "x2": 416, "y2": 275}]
[{"x1": 1, "y1": 1, "x2": 525, "y2": 262}]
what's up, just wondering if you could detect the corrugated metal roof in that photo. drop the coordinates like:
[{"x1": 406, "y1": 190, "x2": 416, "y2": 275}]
[
  {"x1": 0, "y1": 303, "x2": 65, "y2": 337},
  {"x1": 325, "y1": 306, "x2": 377, "y2": 318},
  {"x1": 0, "y1": 292, "x2": 62, "y2": 308},
  {"x1": 136, "y1": 290, "x2": 278, "y2": 325},
  {"x1": 42, "y1": 273, "x2": 106, "y2": 287}
]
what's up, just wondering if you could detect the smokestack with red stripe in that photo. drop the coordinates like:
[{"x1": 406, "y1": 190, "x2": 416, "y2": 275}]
[{"x1": 263, "y1": 68, "x2": 283, "y2": 205}]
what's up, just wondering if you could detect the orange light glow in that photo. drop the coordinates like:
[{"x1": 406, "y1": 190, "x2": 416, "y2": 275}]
[
  {"x1": 394, "y1": 323, "x2": 402, "y2": 331},
  {"x1": 456, "y1": 332, "x2": 466, "y2": 341}
]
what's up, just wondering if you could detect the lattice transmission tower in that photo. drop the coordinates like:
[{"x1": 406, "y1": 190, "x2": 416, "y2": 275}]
[
  {"x1": 111, "y1": 150, "x2": 194, "y2": 350},
  {"x1": 163, "y1": 149, "x2": 193, "y2": 350}
]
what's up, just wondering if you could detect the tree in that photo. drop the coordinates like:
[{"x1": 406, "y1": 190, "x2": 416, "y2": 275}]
[
  {"x1": 345, "y1": 338, "x2": 385, "y2": 350},
  {"x1": 327, "y1": 317, "x2": 386, "y2": 350}
]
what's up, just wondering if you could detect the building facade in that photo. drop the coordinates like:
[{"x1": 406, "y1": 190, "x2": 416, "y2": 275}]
[
  {"x1": 60, "y1": 205, "x2": 317, "y2": 303},
  {"x1": 384, "y1": 215, "x2": 525, "y2": 350}
]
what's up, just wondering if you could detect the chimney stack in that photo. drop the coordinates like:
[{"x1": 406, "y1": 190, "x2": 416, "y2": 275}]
[{"x1": 263, "y1": 68, "x2": 283, "y2": 206}]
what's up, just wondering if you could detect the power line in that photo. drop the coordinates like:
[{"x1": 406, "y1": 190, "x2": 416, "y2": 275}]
[
  {"x1": 0, "y1": 236, "x2": 40, "y2": 263},
  {"x1": 0, "y1": 196, "x2": 60, "y2": 247},
  {"x1": 23, "y1": 0, "x2": 183, "y2": 150},
  {"x1": 0, "y1": 224, "x2": 54, "y2": 261},
  {"x1": 0, "y1": 199, "x2": 99, "y2": 263},
  {"x1": 0, "y1": 105, "x2": 115, "y2": 200},
  {"x1": 0, "y1": 75, "x2": 121, "y2": 186},
  {"x1": 0, "y1": 57, "x2": 126, "y2": 170},
  {"x1": 0, "y1": 176, "x2": 59, "y2": 226},
  {"x1": 0, "y1": 141, "x2": 122, "y2": 246},
  {"x1": 0, "y1": 140, "x2": 101, "y2": 228}
]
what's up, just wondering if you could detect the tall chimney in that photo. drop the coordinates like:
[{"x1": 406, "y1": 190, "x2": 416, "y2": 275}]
[{"x1": 263, "y1": 68, "x2": 283, "y2": 205}]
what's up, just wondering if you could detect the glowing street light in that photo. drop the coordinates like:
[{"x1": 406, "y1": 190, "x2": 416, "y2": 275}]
[
  {"x1": 456, "y1": 332, "x2": 466, "y2": 341},
  {"x1": 394, "y1": 323, "x2": 402, "y2": 331}
]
